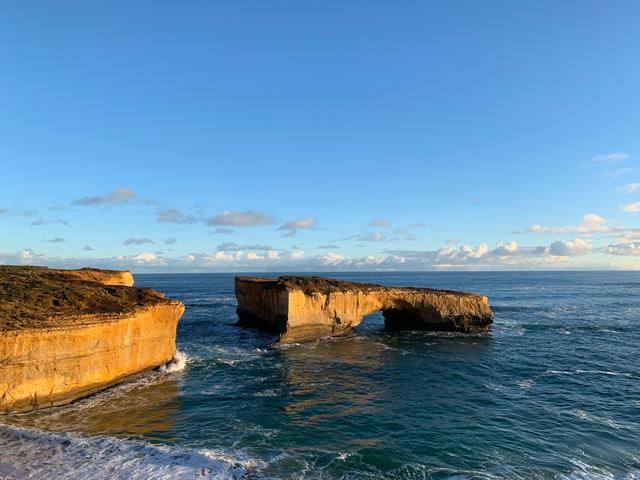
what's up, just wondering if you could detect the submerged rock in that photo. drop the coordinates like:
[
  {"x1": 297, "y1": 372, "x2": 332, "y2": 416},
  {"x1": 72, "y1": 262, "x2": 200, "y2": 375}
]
[
  {"x1": 0, "y1": 265, "x2": 184, "y2": 413},
  {"x1": 235, "y1": 276, "x2": 494, "y2": 344}
]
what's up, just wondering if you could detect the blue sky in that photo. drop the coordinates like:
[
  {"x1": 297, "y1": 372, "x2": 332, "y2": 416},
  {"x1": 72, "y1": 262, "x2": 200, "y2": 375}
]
[{"x1": 1, "y1": 1, "x2": 639, "y2": 271}]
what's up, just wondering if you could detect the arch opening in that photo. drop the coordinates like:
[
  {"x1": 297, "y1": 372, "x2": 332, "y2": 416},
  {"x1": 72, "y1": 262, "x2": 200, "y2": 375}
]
[
  {"x1": 382, "y1": 302, "x2": 449, "y2": 332},
  {"x1": 382, "y1": 308, "x2": 428, "y2": 331},
  {"x1": 353, "y1": 310, "x2": 386, "y2": 334},
  {"x1": 354, "y1": 304, "x2": 442, "y2": 333}
]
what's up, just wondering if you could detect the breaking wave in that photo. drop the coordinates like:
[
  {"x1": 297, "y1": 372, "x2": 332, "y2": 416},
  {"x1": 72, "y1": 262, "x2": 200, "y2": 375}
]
[
  {"x1": 158, "y1": 350, "x2": 190, "y2": 374},
  {"x1": 0, "y1": 424, "x2": 261, "y2": 480}
]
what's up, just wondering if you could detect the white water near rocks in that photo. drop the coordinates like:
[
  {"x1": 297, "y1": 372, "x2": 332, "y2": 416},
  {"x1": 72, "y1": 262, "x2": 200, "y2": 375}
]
[
  {"x1": 0, "y1": 424, "x2": 259, "y2": 480},
  {"x1": 158, "y1": 350, "x2": 190, "y2": 374}
]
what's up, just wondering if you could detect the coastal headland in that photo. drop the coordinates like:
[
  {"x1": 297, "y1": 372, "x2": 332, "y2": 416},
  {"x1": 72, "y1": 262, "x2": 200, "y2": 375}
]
[{"x1": 0, "y1": 266, "x2": 184, "y2": 413}]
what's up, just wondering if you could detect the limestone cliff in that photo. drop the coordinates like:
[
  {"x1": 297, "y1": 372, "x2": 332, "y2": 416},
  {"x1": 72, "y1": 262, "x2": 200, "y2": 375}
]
[
  {"x1": 0, "y1": 266, "x2": 184, "y2": 413},
  {"x1": 236, "y1": 276, "x2": 493, "y2": 343},
  {"x1": 63, "y1": 267, "x2": 134, "y2": 286}
]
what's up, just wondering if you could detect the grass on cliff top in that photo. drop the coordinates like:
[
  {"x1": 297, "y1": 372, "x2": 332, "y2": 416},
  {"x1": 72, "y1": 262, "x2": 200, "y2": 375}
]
[
  {"x1": 237, "y1": 275, "x2": 473, "y2": 296},
  {"x1": 0, "y1": 266, "x2": 167, "y2": 331}
]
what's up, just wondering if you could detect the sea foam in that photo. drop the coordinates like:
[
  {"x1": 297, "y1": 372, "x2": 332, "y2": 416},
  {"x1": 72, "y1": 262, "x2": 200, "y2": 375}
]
[
  {"x1": 0, "y1": 424, "x2": 261, "y2": 480},
  {"x1": 158, "y1": 350, "x2": 189, "y2": 374}
]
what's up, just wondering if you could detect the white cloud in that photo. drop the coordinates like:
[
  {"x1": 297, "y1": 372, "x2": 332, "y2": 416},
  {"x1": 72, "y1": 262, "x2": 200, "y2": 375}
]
[
  {"x1": 383, "y1": 240, "x2": 568, "y2": 269},
  {"x1": 278, "y1": 217, "x2": 317, "y2": 230},
  {"x1": 157, "y1": 208, "x2": 198, "y2": 224},
  {"x1": 618, "y1": 183, "x2": 640, "y2": 194},
  {"x1": 524, "y1": 213, "x2": 612, "y2": 235},
  {"x1": 460, "y1": 243, "x2": 489, "y2": 259},
  {"x1": 130, "y1": 252, "x2": 160, "y2": 264},
  {"x1": 492, "y1": 241, "x2": 518, "y2": 256},
  {"x1": 216, "y1": 242, "x2": 275, "y2": 251},
  {"x1": 357, "y1": 256, "x2": 386, "y2": 266},
  {"x1": 320, "y1": 252, "x2": 344, "y2": 266},
  {"x1": 0, "y1": 244, "x2": 595, "y2": 272},
  {"x1": 72, "y1": 188, "x2": 136, "y2": 206},
  {"x1": 548, "y1": 238, "x2": 592, "y2": 256},
  {"x1": 4, "y1": 232, "x2": 639, "y2": 272},
  {"x1": 620, "y1": 202, "x2": 640, "y2": 213},
  {"x1": 0, "y1": 249, "x2": 41, "y2": 264},
  {"x1": 338, "y1": 231, "x2": 389, "y2": 242},
  {"x1": 593, "y1": 152, "x2": 629, "y2": 163},
  {"x1": 0, "y1": 248, "x2": 301, "y2": 271},
  {"x1": 289, "y1": 250, "x2": 304, "y2": 260},
  {"x1": 206, "y1": 210, "x2": 275, "y2": 226},
  {"x1": 266, "y1": 250, "x2": 280, "y2": 260},
  {"x1": 211, "y1": 251, "x2": 236, "y2": 262},
  {"x1": 436, "y1": 243, "x2": 489, "y2": 260},
  {"x1": 318, "y1": 253, "x2": 408, "y2": 269},
  {"x1": 614, "y1": 228, "x2": 640, "y2": 242},
  {"x1": 164, "y1": 237, "x2": 177, "y2": 245},
  {"x1": 604, "y1": 242, "x2": 640, "y2": 256}
]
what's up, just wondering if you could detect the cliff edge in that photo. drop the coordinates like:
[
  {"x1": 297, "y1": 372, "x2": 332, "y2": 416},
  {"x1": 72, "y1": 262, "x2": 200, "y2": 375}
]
[
  {"x1": 236, "y1": 276, "x2": 493, "y2": 343},
  {"x1": 0, "y1": 265, "x2": 184, "y2": 413}
]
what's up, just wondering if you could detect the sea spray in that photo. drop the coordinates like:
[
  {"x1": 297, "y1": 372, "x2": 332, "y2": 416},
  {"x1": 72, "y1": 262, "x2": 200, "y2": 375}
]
[{"x1": 158, "y1": 350, "x2": 189, "y2": 374}]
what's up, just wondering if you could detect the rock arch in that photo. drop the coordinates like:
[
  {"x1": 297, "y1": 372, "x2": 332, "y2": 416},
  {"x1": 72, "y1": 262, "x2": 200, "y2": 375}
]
[{"x1": 235, "y1": 276, "x2": 493, "y2": 344}]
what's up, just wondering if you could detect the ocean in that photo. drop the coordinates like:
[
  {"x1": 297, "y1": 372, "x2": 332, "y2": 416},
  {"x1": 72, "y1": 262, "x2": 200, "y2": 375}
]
[{"x1": 1, "y1": 271, "x2": 639, "y2": 479}]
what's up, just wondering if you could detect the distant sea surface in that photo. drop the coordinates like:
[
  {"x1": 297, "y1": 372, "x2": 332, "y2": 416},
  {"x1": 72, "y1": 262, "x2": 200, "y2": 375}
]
[{"x1": 1, "y1": 272, "x2": 639, "y2": 479}]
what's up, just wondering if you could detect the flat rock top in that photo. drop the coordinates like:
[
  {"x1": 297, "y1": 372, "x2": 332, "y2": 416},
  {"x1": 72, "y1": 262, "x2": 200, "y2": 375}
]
[
  {"x1": 0, "y1": 265, "x2": 173, "y2": 332},
  {"x1": 236, "y1": 275, "x2": 479, "y2": 297}
]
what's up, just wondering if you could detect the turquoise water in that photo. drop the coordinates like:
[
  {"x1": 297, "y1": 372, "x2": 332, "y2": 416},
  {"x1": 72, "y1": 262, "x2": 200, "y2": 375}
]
[{"x1": 1, "y1": 272, "x2": 639, "y2": 479}]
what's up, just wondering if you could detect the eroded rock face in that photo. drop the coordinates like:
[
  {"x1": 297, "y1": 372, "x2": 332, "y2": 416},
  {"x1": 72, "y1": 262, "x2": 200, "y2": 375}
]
[
  {"x1": 0, "y1": 266, "x2": 184, "y2": 413},
  {"x1": 236, "y1": 276, "x2": 494, "y2": 344},
  {"x1": 63, "y1": 267, "x2": 134, "y2": 287}
]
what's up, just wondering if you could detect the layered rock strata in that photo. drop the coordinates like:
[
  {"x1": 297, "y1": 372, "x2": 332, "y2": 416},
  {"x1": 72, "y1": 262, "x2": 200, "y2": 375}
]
[
  {"x1": 236, "y1": 276, "x2": 493, "y2": 344},
  {"x1": 0, "y1": 266, "x2": 184, "y2": 413}
]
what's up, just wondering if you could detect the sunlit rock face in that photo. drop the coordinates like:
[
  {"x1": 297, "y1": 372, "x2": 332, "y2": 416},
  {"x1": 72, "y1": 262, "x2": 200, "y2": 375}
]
[
  {"x1": 235, "y1": 276, "x2": 494, "y2": 344},
  {"x1": 62, "y1": 267, "x2": 134, "y2": 286},
  {"x1": 0, "y1": 266, "x2": 184, "y2": 413}
]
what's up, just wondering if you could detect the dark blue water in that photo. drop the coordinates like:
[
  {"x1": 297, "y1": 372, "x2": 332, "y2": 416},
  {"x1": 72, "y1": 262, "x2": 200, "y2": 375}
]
[{"x1": 2, "y1": 272, "x2": 639, "y2": 479}]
